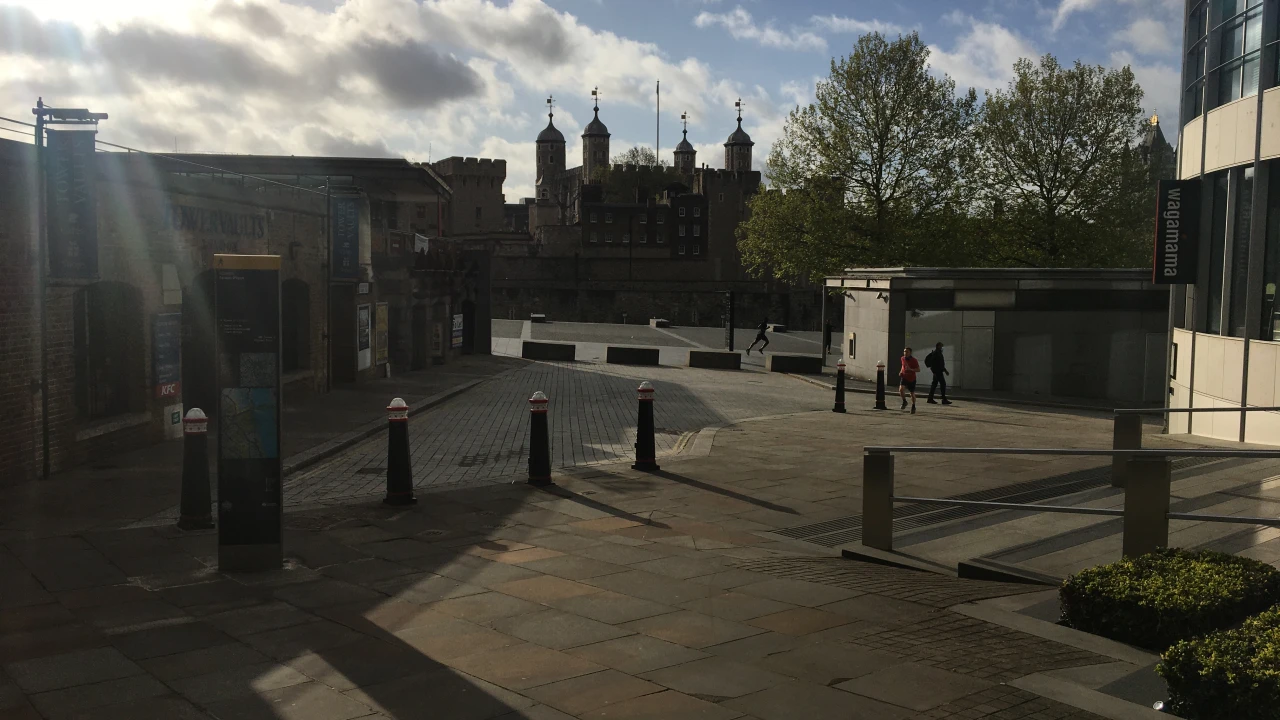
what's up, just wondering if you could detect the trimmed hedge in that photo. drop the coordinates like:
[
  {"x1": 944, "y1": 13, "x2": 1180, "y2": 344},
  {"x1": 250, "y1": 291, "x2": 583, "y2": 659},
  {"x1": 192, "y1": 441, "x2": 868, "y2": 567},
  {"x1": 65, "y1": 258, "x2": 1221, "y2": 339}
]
[
  {"x1": 1158, "y1": 606, "x2": 1280, "y2": 720},
  {"x1": 1060, "y1": 548, "x2": 1280, "y2": 651}
]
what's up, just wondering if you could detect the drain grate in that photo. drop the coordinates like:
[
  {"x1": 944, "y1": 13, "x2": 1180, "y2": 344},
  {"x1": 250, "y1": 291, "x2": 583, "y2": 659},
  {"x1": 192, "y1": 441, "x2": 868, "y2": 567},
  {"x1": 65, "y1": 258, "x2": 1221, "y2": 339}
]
[{"x1": 775, "y1": 455, "x2": 1228, "y2": 548}]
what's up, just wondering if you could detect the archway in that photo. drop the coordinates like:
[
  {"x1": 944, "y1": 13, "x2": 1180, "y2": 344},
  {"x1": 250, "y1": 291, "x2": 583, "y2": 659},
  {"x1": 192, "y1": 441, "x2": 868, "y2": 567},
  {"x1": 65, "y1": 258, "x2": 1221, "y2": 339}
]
[{"x1": 281, "y1": 279, "x2": 311, "y2": 373}]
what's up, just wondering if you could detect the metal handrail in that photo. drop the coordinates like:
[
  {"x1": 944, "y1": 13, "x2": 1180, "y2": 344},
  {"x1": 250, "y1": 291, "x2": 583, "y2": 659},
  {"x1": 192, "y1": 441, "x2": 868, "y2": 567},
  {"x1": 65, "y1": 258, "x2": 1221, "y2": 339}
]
[
  {"x1": 864, "y1": 446, "x2": 1280, "y2": 458},
  {"x1": 1114, "y1": 406, "x2": 1280, "y2": 415},
  {"x1": 893, "y1": 496, "x2": 1124, "y2": 517}
]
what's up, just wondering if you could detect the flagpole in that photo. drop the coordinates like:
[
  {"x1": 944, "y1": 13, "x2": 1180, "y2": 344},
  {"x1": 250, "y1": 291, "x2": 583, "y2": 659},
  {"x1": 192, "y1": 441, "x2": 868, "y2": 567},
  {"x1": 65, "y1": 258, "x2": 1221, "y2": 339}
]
[{"x1": 656, "y1": 80, "x2": 660, "y2": 164}]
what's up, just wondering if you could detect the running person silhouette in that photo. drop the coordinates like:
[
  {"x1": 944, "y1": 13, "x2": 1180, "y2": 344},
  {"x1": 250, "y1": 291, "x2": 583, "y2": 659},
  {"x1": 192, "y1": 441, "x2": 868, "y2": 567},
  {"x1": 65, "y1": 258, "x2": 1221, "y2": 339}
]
[{"x1": 746, "y1": 318, "x2": 770, "y2": 355}]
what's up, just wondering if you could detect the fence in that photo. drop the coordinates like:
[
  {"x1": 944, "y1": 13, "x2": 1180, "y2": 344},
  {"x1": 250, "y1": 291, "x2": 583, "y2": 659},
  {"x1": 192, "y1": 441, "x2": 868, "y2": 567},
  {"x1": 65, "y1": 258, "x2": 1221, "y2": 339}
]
[{"x1": 861, "y1": 446, "x2": 1280, "y2": 560}]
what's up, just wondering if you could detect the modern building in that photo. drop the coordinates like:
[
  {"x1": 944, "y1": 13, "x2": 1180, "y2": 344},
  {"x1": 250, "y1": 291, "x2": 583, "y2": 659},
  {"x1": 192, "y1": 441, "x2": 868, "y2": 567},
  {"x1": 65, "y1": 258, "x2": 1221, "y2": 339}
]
[
  {"x1": 827, "y1": 268, "x2": 1168, "y2": 404},
  {"x1": 1169, "y1": 0, "x2": 1280, "y2": 441}
]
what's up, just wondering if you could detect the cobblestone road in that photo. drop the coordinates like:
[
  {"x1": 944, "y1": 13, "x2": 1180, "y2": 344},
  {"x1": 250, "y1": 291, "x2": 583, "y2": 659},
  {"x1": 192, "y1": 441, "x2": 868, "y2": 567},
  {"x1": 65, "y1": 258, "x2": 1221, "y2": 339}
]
[{"x1": 286, "y1": 360, "x2": 830, "y2": 505}]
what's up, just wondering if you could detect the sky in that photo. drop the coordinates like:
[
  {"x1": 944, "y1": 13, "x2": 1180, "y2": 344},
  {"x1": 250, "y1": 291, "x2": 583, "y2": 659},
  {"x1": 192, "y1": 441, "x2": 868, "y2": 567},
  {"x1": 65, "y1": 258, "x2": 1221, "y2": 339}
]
[{"x1": 0, "y1": 0, "x2": 1183, "y2": 200}]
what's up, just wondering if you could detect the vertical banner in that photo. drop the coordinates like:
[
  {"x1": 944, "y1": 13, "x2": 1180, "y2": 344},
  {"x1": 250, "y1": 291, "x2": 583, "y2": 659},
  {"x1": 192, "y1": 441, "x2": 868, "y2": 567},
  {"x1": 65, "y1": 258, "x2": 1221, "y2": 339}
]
[
  {"x1": 451, "y1": 313, "x2": 464, "y2": 349},
  {"x1": 1153, "y1": 179, "x2": 1200, "y2": 284},
  {"x1": 331, "y1": 196, "x2": 360, "y2": 281},
  {"x1": 45, "y1": 129, "x2": 99, "y2": 279},
  {"x1": 152, "y1": 313, "x2": 182, "y2": 399},
  {"x1": 214, "y1": 254, "x2": 282, "y2": 572},
  {"x1": 375, "y1": 303, "x2": 389, "y2": 365},
  {"x1": 357, "y1": 303, "x2": 372, "y2": 370}
]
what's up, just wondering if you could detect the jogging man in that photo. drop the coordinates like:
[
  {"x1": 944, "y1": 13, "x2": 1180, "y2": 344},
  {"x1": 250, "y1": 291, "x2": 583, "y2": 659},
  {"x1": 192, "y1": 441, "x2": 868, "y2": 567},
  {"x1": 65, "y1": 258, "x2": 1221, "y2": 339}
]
[
  {"x1": 899, "y1": 347, "x2": 919, "y2": 414},
  {"x1": 925, "y1": 342, "x2": 952, "y2": 405},
  {"x1": 746, "y1": 318, "x2": 770, "y2": 355}
]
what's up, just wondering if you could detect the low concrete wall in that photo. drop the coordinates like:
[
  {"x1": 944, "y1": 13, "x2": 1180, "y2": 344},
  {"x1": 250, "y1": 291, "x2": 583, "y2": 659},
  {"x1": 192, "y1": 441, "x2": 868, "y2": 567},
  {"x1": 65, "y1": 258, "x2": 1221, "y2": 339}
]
[
  {"x1": 688, "y1": 350, "x2": 741, "y2": 370},
  {"x1": 607, "y1": 346, "x2": 660, "y2": 366},
  {"x1": 648, "y1": 318, "x2": 671, "y2": 328},
  {"x1": 766, "y1": 353, "x2": 823, "y2": 374},
  {"x1": 521, "y1": 341, "x2": 576, "y2": 361}
]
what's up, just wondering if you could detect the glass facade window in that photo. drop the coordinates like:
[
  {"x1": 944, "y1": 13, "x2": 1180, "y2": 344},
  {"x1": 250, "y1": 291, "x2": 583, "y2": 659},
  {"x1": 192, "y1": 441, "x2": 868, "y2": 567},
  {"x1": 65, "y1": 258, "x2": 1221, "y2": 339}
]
[
  {"x1": 1209, "y1": 173, "x2": 1230, "y2": 334},
  {"x1": 1186, "y1": 2, "x2": 1209, "y2": 120},
  {"x1": 1212, "y1": 2, "x2": 1264, "y2": 105},
  {"x1": 1229, "y1": 167, "x2": 1255, "y2": 337},
  {"x1": 1263, "y1": 167, "x2": 1280, "y2": 339}
]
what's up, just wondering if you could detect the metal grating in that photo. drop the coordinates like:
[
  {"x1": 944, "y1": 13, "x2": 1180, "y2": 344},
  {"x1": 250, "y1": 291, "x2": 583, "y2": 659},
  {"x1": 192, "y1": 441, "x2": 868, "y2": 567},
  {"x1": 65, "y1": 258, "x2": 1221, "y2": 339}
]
[{"x1": 775, "y1": 455, "x2": 1228, "y2": 548}]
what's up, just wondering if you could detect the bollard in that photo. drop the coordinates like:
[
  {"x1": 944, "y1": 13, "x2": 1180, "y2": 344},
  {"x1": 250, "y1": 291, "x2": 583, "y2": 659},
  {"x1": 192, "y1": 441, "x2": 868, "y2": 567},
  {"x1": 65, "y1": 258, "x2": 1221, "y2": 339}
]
[
  {"x1": 528, "y1": 391, "x2": 552, "y2": 486},
  {"x1": 1122, "y1": 455, "x2": 1171, "y2": 558},
  {"x1": 873, "y1": 360, "x2": 887, "y2": 410},
  {"x1": 177, "y1": 408, "x2": 214, "y2": 531},
  {"x1": 832, "y1": 360, "x2": 847, "y2": 413},
  {"x1": 383, "y1": 398, "x2": 417, "y2": 506},
  {"x1": 861, "y1": 451, "x2": 894, "y2": 551},
  {"x1": 1111, "y1": 413, "x2": 1143, "y2": 488},
  {"x1": 632, "y1": 381, "x2": 660, "y2": 472}
]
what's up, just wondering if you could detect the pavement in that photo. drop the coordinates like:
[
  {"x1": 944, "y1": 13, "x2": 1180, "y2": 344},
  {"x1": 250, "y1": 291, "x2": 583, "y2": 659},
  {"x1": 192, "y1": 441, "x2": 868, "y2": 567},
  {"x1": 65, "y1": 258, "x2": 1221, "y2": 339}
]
[{"x1": 6, "y1": 322, "x2": 1277, "y2": 719}]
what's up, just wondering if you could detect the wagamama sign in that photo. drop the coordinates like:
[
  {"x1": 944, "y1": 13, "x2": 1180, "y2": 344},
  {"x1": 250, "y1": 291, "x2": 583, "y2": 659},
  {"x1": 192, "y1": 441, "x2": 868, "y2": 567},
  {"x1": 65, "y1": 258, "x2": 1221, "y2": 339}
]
[{"x1": 1153, "y1": 180, "x2": 1199, "y2": 285}]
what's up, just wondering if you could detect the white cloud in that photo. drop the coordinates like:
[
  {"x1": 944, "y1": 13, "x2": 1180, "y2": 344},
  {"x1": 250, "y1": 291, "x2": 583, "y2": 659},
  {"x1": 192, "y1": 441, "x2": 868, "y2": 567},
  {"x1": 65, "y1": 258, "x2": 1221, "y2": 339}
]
[
  {"x1": 693, "y1": 7, "x2": 826, "y2": 52},
  {"x1": 929, "y1": 16, "x2": 1037, "y2": 91},
  {"x1": 1113, "y1": 17, "x2": 1176, "y2": 56},
  {"x1": 1051, "y1": 0, "x2": 1103, "y2": 31},
  {"x1": 810, "y1": 15, "x2": 904, "y2": 36},
  {"x1": 1110, "y1": 50, "x2": 1181, "y2": 127}
]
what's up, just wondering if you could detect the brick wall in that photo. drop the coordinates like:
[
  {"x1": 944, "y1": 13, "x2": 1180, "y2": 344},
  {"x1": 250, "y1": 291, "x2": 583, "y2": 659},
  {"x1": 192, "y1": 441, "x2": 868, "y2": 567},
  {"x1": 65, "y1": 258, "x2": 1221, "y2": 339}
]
[{"x1": 0, "y1": 141, "x2": 41, "y2": 481}]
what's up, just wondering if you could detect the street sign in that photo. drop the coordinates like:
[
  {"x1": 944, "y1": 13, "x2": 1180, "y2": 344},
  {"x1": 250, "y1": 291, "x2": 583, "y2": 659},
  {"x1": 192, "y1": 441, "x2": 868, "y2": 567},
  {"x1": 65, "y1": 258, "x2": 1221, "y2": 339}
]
[
  {"x1": 214, "y1": 254, "x2": 282, "y2": 572},
  {"x1": 45, "y1": 129, "x2": 99, "y2": 279},
  {"x1": 331, "y1": 196, "x2": 360, "y2": 281},
  {"x1": 1153, "y1": 180, "x2": 1200, "y2": 284}
]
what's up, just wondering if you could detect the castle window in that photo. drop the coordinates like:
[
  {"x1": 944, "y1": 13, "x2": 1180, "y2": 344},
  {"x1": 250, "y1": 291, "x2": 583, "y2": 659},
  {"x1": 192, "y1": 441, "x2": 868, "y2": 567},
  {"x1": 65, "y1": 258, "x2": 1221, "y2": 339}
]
[
  {"x1": 679, "y1": 207, "x2": 686, "y2": 217},
  {"x1": 679, "y1": 225, "x2": 686, "y2": 237},
  {"x1": 693, "y1": 225, "x2": 700, "y2": 237},
  {"x1": 679, "y1": 245, "x2": 686, "y2": 255},
  {"x1": 416, "y1": 204, "x2": 426, "y2": 219},
  {"x1": 590, "y1": 231, "x2": 598, "y2": 243},
  {"x1": 605, "y1": 233, "x2": 613, "y2": 243},
  {"x1": 693, "y1": 244, "x2": 701, "y2": 256},
  {"x1": 693, "y1": 207, "x2": 700, "y2": 218},
  {"x1": 541, "y1": 189, "x2": 548, "y2": 199},
  {"x1": 605, "y1": 213, "x2": 613, "y2": 224},
  {"x1": 657, "y1": 215, "x2": 664, "y2": 224},
  {"x1": 639, "y1": 215, "x2": 647, "y2": 225},
  {"x1": 623, "y1": 233, "x2": 630, "y2": 244},
  {"x1": 590, "y1": 212, "x2": 597, "y2": 223},
  {"x1": 718, "y1": 193, "x2": 724, "y2": 202}
]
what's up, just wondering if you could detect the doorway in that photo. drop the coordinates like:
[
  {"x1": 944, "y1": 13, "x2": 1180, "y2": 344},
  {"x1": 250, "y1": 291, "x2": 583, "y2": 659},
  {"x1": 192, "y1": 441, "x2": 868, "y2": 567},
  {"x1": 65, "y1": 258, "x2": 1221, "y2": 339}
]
[
  {"x1": 411, "y1": 305, "x2": 428, "y2": 371},
  {"x1": 329, "y1": 283, "x2": 357, "y2": 384},
  {"x1": 182, "y1": 270, "x2": 216, "y2": 415},
  {"x1": 960, "y1": 327, "x2": 994, "y2": 390}
]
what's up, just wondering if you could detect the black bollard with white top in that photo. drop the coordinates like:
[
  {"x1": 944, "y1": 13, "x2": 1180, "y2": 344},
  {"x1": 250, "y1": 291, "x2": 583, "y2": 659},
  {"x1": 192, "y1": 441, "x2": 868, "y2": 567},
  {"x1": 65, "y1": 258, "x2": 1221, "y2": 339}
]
[
  {"x1": 632, "y1": 381, "x2": 660, "y2": 472},
  {"x1": 832, "y1": 360, "x2": 847, "y2": 413},
  {"x1": 874, "y1": 360, "x2": 888, "y2": 410},
  {"x1": 383, "y1": 397, "x2": 417, "y2": 506},
  {"x1": 528, "y1": 391, "x2": 552, "y2": 486},
  {"x1": 177, "y1": 408, "x2": 214, "y2": 530}
]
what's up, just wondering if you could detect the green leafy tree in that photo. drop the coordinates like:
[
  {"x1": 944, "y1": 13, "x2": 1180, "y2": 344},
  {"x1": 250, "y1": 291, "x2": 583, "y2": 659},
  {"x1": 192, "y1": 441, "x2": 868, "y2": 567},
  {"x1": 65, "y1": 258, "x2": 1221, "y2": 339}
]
[
  {"x1": 737, "y1": 32, "x2": 979, "y2": 283},
  {"x1": 975, "y1": 55, "x2": 1151, "y2": 267},
  {"x1": 611, "y1": 146, "x2": 667, "y2": 167}
]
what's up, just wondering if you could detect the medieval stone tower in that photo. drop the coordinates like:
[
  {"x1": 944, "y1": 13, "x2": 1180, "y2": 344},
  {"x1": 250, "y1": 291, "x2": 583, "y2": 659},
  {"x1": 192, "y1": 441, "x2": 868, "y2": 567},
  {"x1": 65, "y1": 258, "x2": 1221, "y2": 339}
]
[
  {"x1": 582, "y1": 90, "x2": 610, "y2": 182},
  {"x1": 724, "y1": 99, "x2": 754, "y2": 172},
  {"x1": 535, "y1": 97, "x2": 565, "y2": 200}
]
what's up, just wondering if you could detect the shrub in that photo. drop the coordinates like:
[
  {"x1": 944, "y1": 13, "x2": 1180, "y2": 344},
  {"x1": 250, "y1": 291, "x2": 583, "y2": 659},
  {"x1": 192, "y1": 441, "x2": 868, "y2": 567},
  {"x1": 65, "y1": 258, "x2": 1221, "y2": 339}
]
[
  {"x1": 1059, "y1": 548, "x2": 1280, "y2": 651},
  {"x1": 1158, "y1": 605, "x2": 1280, "y2": 720}
]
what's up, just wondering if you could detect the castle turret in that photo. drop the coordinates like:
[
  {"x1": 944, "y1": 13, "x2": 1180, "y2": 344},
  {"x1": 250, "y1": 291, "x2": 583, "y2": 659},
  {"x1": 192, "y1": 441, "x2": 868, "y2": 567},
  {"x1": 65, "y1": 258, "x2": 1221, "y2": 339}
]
[
  {"x1": 724, "y1": 98, "x2": 753, "y2": 172},
  {"x1": 535, "y1": 96, "x2": 565, "y2": 200},
  {"x1": 582, "y1": 88, "x2": 610, "y2": 182},
  {"x1": 674, "y1": 112, "x2": 696, "y2": 175}
]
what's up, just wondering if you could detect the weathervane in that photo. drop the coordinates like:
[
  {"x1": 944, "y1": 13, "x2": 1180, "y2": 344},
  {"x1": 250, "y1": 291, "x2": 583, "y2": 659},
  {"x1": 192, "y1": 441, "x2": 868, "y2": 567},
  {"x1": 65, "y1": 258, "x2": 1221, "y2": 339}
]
[
  {"x1": 591, "y1": 87, "x2": 600, "y2": 111},
  {"x1": 735, "y1": 98, "x2": 744, "y2": 121},
  {"x1": 547, "y1": 94, "x2": 555, "y2": 121}
]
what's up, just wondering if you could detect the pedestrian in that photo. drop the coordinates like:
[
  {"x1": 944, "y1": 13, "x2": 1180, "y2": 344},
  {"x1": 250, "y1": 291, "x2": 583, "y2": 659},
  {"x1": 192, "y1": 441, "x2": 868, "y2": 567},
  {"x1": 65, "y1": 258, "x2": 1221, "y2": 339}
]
[
  {"x1": 925, "y1": 342, "x2": 952, "y2": 405},
  {"x1": 746, "y1": 318, "x2": 770, "y2": 355},
  {"x1": 823, "y1": 322, "x2": 833, "y2": 355},
  {"x1": 899, "y1": 347, "x2": 919, "y2": 413}
]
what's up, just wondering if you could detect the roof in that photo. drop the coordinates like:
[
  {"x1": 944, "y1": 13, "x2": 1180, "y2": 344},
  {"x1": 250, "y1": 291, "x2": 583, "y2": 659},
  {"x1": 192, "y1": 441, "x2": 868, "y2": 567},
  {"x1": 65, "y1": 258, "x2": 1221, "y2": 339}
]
[
  {"x1": 674, "y1": 129, "x2": 695, "y2": 153},
  {"x1": 537, "y1": 117, "x2": 565, "y2": 144},
  {"x1": 725, "y1": 118, "x2": 753, "y2": 146},
  {"x1": 583, "y1": 108, "x2": 610, "y2": 138}
]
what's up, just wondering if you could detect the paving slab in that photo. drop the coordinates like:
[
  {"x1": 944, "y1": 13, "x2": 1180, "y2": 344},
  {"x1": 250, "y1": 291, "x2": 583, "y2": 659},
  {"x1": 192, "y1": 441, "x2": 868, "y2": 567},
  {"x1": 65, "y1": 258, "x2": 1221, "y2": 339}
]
[
  {"x1": 640, "y1": 655, "x2": 792, "y2": 700},
  {"x1": 27, "y1": 674, "x2": 170, "y2": 719},
  {"x1": 342, "y1": 669, "x2": 531, "y2": 720},
  {"x1": 835, "y1": 661, "x2": 997, "y2": 711},
  {"x1": 491, "y1": 609, "x2": 633, "y2": 650},
  {"x1": 444, "y1": 642, "x2": 606, "y2": 691},
  {"x1": 543, "y1": 590, "x2": 675, "y2": 625},
  {"x1": 725, "y1": 681, "x2": 911, "y2": 720},
  {"x1": 525, "y1": 669, "x2": 665, "y2": 716},
  {"x1": 167, "y1": 661, "x2": 311, "y2": 704},
  {"x1": 566, "y1": 635, "x2": 710, "y2": 675},
  {"x1": 4, "y1": 647, "x2": 143, "y2": 694},
  {"x1": 204, "y1": 680, "x2": 376, "y2": 720},
  {"x1": 577, "y1": 688, "x2": 744, "y2": 720},
  {"x1": 623, "y1": 610, "x2": 765, "y2": 649}
]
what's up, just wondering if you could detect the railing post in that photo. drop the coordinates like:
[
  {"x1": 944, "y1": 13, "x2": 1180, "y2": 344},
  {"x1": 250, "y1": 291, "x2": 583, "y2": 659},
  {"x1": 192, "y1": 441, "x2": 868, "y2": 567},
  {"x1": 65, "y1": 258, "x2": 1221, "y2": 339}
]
[
  {"x1": 862, "y1": 450, "x2": 894, "y2": 551},
  {"x1": 1122, "y1": 455, "x2": 1171, "y2": 558},
  {"x1": 1111, "y1": 413, "x2": 1143, "y2": 488}
]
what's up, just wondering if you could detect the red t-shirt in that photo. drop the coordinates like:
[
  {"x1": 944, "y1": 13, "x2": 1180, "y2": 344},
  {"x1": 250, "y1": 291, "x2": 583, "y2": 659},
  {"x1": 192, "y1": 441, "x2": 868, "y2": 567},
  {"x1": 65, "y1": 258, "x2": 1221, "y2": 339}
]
[{"x1": 900, "y1": 356, "x2": 919, "y2": 381}]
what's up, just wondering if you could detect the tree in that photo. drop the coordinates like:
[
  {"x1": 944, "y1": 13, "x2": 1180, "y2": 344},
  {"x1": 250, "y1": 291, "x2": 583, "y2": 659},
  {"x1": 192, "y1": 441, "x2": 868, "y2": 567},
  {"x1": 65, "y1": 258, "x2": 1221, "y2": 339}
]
[
  {"x1": 611, "y1": 146, "x2": 667, "y2": 167},
  {"x1": 975, "y1": 55, "x2": 1151, "y2": 267},
  {"x1": 737, "y1": 32, "x2": 979, "y2": 283}
]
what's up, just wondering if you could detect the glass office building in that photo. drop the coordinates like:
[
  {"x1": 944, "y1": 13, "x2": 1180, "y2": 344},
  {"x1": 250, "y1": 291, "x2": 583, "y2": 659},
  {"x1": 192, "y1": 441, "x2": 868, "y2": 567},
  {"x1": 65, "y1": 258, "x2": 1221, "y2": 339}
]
[{"x1": 1171, "y1": 0, "x2": 1280, "y2": 441}]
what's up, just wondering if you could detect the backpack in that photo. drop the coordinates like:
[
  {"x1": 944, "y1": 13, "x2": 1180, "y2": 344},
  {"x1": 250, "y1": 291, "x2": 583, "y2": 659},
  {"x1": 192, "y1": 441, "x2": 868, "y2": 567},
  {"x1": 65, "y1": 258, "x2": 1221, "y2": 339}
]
[{"x1": 924, "y1": 351, "x2": 936, "y2": 369}]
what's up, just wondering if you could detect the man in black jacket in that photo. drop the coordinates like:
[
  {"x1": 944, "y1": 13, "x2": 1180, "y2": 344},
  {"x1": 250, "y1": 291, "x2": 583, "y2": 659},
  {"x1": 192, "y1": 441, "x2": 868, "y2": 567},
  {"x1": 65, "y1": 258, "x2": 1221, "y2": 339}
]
[{"x1": 925, "y1": 342, "x2": 952, "y2": 405}]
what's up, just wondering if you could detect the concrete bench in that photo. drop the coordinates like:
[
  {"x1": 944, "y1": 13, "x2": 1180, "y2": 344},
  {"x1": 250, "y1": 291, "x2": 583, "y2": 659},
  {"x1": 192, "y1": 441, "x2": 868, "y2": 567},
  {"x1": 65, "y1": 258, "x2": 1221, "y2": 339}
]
[
  {"x1": 530, "y1": 313, "x2": 547, "y2": 323},
  {"x1": 766, "y1": 353, "x2": 822, "y2": 374},
  {"x1": 521, "y1": 341, "x2": 575, "y2": 361},
  {"x1": 688, "y1": 350, "x2": 741, "y2": 370},
  {"x1": 648, "y1": 318, "x2": 671, "y2": 328},
  {"x1": 606, "y1": 346, "x2": 660, "y2": 366}
]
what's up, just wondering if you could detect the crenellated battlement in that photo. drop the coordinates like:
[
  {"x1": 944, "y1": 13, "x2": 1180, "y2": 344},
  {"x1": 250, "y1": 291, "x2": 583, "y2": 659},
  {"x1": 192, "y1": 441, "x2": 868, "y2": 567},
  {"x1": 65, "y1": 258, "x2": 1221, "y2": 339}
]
[
  {"x1": 695, "y1": 167, "x2": 762, "y2": 185},
  {"x1": 432, "y1": 156, "x2": 508, "y2": 178}
]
